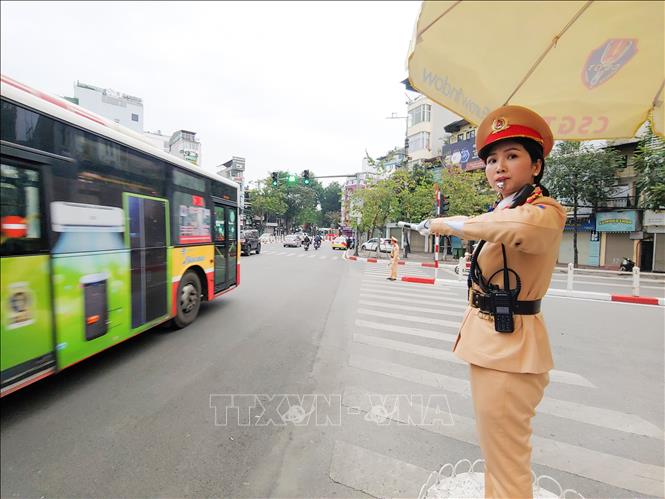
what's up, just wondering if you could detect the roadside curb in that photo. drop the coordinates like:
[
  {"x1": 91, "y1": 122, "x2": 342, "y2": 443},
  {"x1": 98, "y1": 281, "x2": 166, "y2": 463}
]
[{"x1": 343, "y1": 253, "x2": 664, "y2": 306}]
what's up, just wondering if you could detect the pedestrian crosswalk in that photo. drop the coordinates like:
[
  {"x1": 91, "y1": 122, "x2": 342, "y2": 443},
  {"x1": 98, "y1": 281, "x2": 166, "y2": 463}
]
[
  {"x1": 260, "y1": 249, "x2": 344, "y2": 261},
  {"x1": 329, "y1": 265, "x2": 665, "y2": 498}
]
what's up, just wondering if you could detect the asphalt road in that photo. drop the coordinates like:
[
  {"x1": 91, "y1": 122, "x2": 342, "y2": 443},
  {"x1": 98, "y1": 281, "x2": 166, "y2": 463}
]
[{"x1": 1, "y1": 241, "x2": 663, "y2": 498}]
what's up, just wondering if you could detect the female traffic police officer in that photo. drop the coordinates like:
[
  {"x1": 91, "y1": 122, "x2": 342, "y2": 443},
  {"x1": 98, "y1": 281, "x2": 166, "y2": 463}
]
[
  {"x1": 417, "y1": 105, "x2": 565, "y2": 498},
  {"x1": 387, "y1": 236, "x2": 399, "y2": 280}
]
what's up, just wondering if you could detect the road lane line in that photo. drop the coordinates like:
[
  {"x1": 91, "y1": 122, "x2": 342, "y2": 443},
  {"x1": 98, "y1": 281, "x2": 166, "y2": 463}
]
[
  {"x1": 357, "y1": 308, "x2": 462, "y2": 328},
  {"x1": 360, "y1": 283, "x2": 463, "y2": 298},
  {"x1": 342, "y1": 386, "x2": 664, "y2": 497},
  {"x1": 359, "y1": 293, "x2": 468, "y2": 309},
  {"x1": 359, "y1": 300, "x2": 461, "y2": 318},
  {"x1": 355, "y1": 319, "x2": 458, "y2": 341},
  {"x1": 353, "y1": 333, "x2": 594, "y2": 389},
  {"x1": 349, "y1": 355, "x2": 660, "y2": 439}
]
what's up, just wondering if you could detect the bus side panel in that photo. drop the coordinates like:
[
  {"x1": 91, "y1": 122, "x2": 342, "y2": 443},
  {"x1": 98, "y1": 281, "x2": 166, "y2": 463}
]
[
  {"x1": 170, "y1": 245, "x2": 214, "y2": 315},
  {"x1": 52, "y1": 250, "x2": 131, "y2": 369},
  {"x1": 1, "y1": 255, "x2": 56, "y2": 388}
]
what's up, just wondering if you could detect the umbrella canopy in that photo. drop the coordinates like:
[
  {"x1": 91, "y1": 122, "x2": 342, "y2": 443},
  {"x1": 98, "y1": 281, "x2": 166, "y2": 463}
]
[{"x1": 407, "y1": 1, "x2": 664, "y2": 139}]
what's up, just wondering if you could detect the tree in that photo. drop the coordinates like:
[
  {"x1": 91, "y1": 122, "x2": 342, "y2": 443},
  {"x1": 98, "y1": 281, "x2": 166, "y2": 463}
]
[
  {"x1": 250, "y1": 184, "x2": 288, "y2": 233},
  {"x1": 633, "y1": 127, "x2": 665, "y2": 210},
  {"x1": 544, "y1": 141, "x2": 624, "y2": 266},
  {"x1": 438, "y1": 166, "x2": 495, "y2": 217}
]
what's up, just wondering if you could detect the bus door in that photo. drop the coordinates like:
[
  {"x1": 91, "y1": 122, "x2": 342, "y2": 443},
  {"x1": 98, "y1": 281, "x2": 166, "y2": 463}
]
[
  {"x1": 213, "y1": 203, "x2": 238, "y2": 293},
  {"x1": 0, "y1": 154, "x2": 55, "y2": 395}
]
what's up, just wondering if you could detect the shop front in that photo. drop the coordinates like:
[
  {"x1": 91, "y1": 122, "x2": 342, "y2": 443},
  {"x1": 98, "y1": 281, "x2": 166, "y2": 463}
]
[
  {"x1": 643, "y1": 210, "x2": 665, "y2": 272},
  {"x1": 558, "y1": 216, "x2": 598, "y2": 266},
  {"x1": 596, "y1": 210, "x2": 639, "y2": 268}
]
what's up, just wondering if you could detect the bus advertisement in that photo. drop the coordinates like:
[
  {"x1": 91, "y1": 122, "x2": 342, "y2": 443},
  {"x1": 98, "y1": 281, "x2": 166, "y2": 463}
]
[{"x1": 0, "y1": 75, "x2": 240, "y2": 397}]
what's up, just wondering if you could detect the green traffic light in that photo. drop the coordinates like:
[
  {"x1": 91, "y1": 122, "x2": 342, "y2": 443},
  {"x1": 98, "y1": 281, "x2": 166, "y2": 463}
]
[
  {"x1": 304, "y1": 179, "x2": 310, "y2": 185},
  {"x1": 288, "y1": 174, "x2": 296, "y2": 183}
]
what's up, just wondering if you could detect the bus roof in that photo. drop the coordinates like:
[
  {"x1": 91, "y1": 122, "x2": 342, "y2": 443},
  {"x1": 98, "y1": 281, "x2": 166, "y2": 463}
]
[{"x1": 1, "y1": 74, "x2": 238, "y2": 191}]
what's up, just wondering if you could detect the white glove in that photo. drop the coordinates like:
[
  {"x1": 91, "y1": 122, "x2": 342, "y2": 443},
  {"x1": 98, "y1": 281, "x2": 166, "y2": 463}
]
[
  {"x1": 397, "y1": 219, "x2": 431, "y2": 236},
  {"x1": 414, "y1": 219, "x2": 431, "y2": 237}
]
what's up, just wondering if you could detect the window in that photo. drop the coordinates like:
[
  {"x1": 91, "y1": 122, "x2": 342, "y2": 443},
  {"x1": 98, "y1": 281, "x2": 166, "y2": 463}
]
[
  {"x1": 0, "y1": 163, "x2": 47, "y2": 255},
  {"x1": 407, "y1": 131, "x2": 430, "y2": 151},
  {"x1": 457, "y1": 134, "x2": 464, "y2": 142},
  {"x1": 131, "y1": 113, "x2": 139, "y2": 122},
  {"x1": 408, "y1": 104, "x2": 431, "y2": 127},
  {"x1": 173, "y1": 168, "x2": 206, "y2": 192},
  {"x1": 465, "y1": 129, "x2": 476, "y2": 140}
]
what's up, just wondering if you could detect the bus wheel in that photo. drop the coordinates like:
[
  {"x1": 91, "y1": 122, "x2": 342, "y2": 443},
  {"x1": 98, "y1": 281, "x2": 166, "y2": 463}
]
[{"x1": 174, "y1": 271, "x2": 202, "y2": 329}]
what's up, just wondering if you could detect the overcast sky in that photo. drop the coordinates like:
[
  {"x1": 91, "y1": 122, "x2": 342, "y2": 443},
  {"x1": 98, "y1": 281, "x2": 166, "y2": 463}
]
[{"x1": 1, "y1": 1, "x2": 425, "y2": 185}]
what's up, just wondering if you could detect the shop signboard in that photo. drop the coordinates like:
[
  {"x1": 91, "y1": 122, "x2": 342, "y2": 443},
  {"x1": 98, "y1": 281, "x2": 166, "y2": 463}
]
[
  {"x1": 595, "y1": 210, "x2": 638, "y2": 232},
  {"x1": 441, "y1": 137, "x2": 483, "y2": 171}
]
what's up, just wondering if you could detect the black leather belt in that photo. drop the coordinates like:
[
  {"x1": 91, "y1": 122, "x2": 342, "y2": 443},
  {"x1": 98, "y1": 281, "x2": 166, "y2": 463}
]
[{"x1": 469, "y1": 289, "x2": 541, "y2": 315}]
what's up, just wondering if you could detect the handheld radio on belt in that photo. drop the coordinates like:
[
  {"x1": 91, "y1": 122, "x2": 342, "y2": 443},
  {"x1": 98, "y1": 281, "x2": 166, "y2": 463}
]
[{"x1": 467, "y1": 184, "x2": 542, "y2": 333}]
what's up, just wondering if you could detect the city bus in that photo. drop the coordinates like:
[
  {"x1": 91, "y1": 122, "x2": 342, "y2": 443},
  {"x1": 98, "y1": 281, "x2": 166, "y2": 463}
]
[{"x1": 0, "y1": 75, "x2": 240, "y2": 397}]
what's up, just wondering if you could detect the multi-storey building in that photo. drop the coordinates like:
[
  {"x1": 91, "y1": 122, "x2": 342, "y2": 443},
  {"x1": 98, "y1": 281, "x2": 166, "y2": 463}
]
[
  {"x1": 168, "y1": 130, "x2": 201, "y2": 166},
  {"x1": 142, "y1": 130, "x2": 171, "y2": 152},
  {"x1": 73, "y1": 81, "x2": 143, "y2": 132},
  {"x1": 217, "y1": 157, "x2": 246, "y2": 224},
  {"x1": 406, "y1": 95, "x2": 458, "y2": 165}
]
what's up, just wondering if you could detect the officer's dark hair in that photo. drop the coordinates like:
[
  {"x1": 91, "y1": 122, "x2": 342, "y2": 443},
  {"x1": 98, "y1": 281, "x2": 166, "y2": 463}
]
[{"x1": 479, "y1": 137, "x2": 550, "y2": 196}]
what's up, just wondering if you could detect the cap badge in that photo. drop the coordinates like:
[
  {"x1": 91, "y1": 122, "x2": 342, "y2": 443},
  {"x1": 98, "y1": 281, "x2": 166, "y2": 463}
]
[{"x1": 491, "y1": 117, "x2": 509, "y2": 133}]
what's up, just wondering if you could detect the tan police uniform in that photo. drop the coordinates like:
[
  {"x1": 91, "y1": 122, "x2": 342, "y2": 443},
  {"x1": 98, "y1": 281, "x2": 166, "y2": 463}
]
[
  {"x1": 389, "y1": 237, "x2": 400, "y2": 280},
  {"x1": 428, "y1": 105, "x2": 565, "y2": 498}
]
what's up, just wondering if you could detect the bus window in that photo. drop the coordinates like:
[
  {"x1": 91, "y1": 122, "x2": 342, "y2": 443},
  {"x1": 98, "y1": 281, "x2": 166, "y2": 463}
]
[{"x1": 0, "y1": 163, "x2": 46, "y2": 256}]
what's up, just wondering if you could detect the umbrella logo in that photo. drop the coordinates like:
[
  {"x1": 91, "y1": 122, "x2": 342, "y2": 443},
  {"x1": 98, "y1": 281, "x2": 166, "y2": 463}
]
[{"x1": 583, "y1": 39, "x2": 637, "y2": 89}]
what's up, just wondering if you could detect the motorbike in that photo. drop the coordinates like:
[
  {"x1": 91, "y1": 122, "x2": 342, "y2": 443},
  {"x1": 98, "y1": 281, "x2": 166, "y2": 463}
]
[
  {"x1": 303, "y1": 240, "x2": 310, "y2": 251},
  {"x1": 619, "y1": 257, "x2": 635, "y2": 272},
  {"x1": 314, "y1": 239, "x2": 321, "y2": 250}
]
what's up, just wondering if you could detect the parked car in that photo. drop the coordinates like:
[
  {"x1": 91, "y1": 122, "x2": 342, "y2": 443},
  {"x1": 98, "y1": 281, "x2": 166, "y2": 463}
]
[
  {"x1": 361, "y1": 238, "x2": 391, "y2": 253},
  {"x1": 240, "y1": 229, "x2": 261, "y2": 256},
  {"x1": 284, "y1": 234, "x2": 302, "y2": 247},
  {"x1": 331, "y1": 236, "x2": 348, "y2": 250}
]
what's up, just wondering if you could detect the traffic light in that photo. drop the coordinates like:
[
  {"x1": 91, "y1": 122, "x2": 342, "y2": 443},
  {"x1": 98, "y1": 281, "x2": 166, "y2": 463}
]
[
  {"x1": 288, "y1": 174, "x2": 296, "y2": 183},
  {"x1": 271, "y1": 172, "x2": 278, "y2": 186},
  {"x1": 302, "y1": 170, "x2": 310, "y2": 185},
  {"x1": 442, "y1": 195, "x2": 450, "y2": 213}
]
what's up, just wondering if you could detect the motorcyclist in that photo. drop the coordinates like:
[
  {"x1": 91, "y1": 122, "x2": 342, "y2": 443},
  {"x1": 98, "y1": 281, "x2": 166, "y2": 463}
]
[
  {"x1": 313, "y1": 234, "x2": 322, "y2": 249},
  {"x1": 303, "y1": 234, "x2": 311, "y2": 249}
]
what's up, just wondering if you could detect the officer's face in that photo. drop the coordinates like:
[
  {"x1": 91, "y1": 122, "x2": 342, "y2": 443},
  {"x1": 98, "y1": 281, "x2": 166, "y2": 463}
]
[{"x1": 484, "y1": 141, "x2": 542, "y2": 196}]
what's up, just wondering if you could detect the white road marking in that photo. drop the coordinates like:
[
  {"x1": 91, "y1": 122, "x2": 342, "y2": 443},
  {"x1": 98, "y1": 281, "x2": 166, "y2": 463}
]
[
  {"x1": 357, "y1": 308, "x2": 461, "y2": 328},
  {"x1": 342, "y1": 385, "x2": 665, "y2": 497},
  {"x1": 358, "y1": 300, "x2": 462, "y2": 318},
  {"x1": 354, "y1": 319, "x2": 458, "y2": 342},
  {"x1": 360, "y1": 283, "x2": 463, "y2": 299},
  {"x1": 360, "y1": 289, "x2": 468, "y2": 306},
  {"x1": 349, "y1": 355, "x2": 660, "y2": 439},
  {"x1": 360, "y1": 293, "x2": 468, "y2": 310},
  {"x1": 353, "y1": 333, "x2": 594, "y2": 389}
]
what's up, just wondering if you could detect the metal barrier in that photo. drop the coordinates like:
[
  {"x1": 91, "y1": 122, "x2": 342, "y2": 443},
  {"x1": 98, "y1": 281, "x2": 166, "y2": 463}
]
[{"x1": 560, "y1": 263, "x2": 665, "y2": 296}]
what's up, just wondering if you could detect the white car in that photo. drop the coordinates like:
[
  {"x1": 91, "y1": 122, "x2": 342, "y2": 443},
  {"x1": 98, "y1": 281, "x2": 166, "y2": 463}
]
[
  {"x1": 361, "y1": 238, "x2": 391, "y2": 253},
  {"x1": 283, "y1": 234, "x2": 302, "y2": 247},
  {"x1": 259, "y1": 233, "x2": 272, "y2": 244}
]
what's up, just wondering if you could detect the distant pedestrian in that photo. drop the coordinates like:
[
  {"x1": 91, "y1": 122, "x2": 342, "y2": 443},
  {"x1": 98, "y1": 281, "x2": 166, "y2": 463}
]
[{"x1": 387, "y1": 236, "x2": 399, "y2": 281}]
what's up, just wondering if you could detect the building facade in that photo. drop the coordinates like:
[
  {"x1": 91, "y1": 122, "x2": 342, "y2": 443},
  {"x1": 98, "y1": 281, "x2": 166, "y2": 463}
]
[
  {"x1": 168, "y1": 130, "x2": 201, "y2": 166},
  {"x1": 73, "y1": 81, "x2": 143, "y2": 132},
  {"x1": 142, "y1": 130, "x2": 171, "y2": 153},
  {"x1": 406, "y1": 95, "x2": 458, "y2": 165},
  {"x1": 217, "y1": 157, "x2": 246, "y2": 224}
]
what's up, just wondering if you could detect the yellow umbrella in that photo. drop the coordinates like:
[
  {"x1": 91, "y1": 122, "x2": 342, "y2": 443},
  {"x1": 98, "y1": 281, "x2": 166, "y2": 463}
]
[{"x1": 407, "y1": 1, "x2": 664, "y2": 139}]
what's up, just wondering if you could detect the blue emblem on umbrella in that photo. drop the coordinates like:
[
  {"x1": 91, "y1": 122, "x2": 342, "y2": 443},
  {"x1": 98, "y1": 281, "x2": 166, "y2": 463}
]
[{"x1": 583, "y1": 39, "x2": 637, "y2": 89}]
